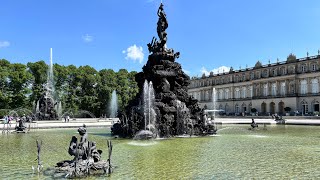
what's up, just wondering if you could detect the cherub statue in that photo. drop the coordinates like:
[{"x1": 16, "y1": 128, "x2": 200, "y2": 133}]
[{"x1": 77, "y1": 124, "x2": 89, "y2": 160}]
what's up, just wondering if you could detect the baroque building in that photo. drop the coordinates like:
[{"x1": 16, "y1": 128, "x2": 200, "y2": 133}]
[{"x1": 188, "y1": 53, "x2": 320, "y2": 115}]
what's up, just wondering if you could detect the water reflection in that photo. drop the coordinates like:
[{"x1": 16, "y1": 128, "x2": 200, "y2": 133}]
[{"x1": 1, "y1": 125, "x2": 320, "y2": 179}]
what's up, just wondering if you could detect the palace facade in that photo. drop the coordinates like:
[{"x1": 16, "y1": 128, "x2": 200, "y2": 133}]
[{"x1": 188, "y1": 54, "x2": 320, "y2": 116}]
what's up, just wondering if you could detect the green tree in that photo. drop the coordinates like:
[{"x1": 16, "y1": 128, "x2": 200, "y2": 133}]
[
  {"x1": 53, "y1": 63, "x2": 69, "y2": 108},
  {"x1": 76, "y1": 65, "x2": 100, "y2": 116},
  {"x1": 97, "y1": 69, "x2": 117, "y2": 116},
  {"x1": 116, "y1": 69, "x2": 138, "y2": 111},
  {"x1": 64, "y1": 65, "x2": 80, "y2": 112},
  {"x1": 27, "y1": 61, "x2": 48, "y2": 104},
  {"x1": 0, "y1": 59, "x2": 11, "y2": 109},
  {"x1": 8, "y1": 63, "x2": 33, "y2": 108}
]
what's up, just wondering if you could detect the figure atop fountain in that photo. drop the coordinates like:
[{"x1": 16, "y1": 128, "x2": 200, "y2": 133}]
[
  {"x1": 157, "y1": 3, "x2": 168, "y2": 48},
  {"x1": 147, "y1": 3, "x2": 180, "y2": 61}
]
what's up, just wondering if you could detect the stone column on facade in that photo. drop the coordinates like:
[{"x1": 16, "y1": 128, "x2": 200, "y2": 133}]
[
  {"x1": 285, "y1": 80, "x2": 288, "y2": 96},
  {"x1": 318, "y1": 77, "x2": 320, "y2": 94},
  {"x1": 267, "y1": 82, "x2": 270, "y2": 96},
  {"x1": 307, "y1": 77, "x2": 311, "y2": 94},
  {"x1": 294, "y1": 78, "x2": 299, "y2": 113},
  {"x1": 258, "y1": 83, "x2": 262, "y2": 97},
  {"x1": 276, "y1": 81, "x2": 279, "y2": 96},
  {"x1": 230, "y1": 86, "x2": 234, "y2": 99},
  {"x1": 295, "y1": 79, "x2": 299, "y2": 95}
]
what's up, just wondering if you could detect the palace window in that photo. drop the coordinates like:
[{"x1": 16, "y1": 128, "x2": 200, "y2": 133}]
[
  {"x1": 263, "y1": 84, "x2": 268, "y2": 96},
  {"x1": 300, "y1": 80, "x2": 307, "y2": 94},
  {"x1": 289, "y1": 66, "x2": 295, "y2": 74},
  {"x1": 214, "y1": 89, "x2": 218, "y2": 100},
  {"x1": 234, "y1": 75, "x2": 239, "y2": 82},
  {"x1": 280, "y1": 82, "x2": 286, "y2": 96},
  {"x1": 242, "y1": 87, "x2": 246, "y2": 98},
  {"x1": 273, "y1": 69, "x2": 277, "y2": 76},
  {"x1": 218, "y1": 89, "x2": 223, "y2": 100},
  {"x1": 249, "y1": 86, "x2": 253, "y2": 97},
  {"x1": 281, "y1": 67, "x2": 286, "y2": 75},
  {"x1": 271, "y1": 83, "x2": 277, "y2": 96},
  {"x1": 256, "y1": 71, "x2": 261, "y2": 78},
  {"x1": 250, "y1": 72, "x2": 254, "y2": 80},
  {"x1": 235, "y1": 88, "x2": 240, "y2": 99},
  {"x1": 301, "y1": 65, "x2": 307, "y2": 73},
  {"x1": 312, "y1": 64, "x2": 317, "y2": 71},
  {"x1": 290, "y1": 83, "x2": 295, "y2": 94},
  {"x1": 225, "y1": 89, "x2": 229, "y2": 99},
  {"x1": 205, "y1": 91, "x2": 209, "y2": 101},
  {"x1": 311, "y1": 78, "x2": 319, "y2": 94},
  {"x1": 263, "y1": 70, "x2": 268, "y2": 78}
]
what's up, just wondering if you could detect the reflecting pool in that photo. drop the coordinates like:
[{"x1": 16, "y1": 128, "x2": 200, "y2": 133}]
[{"x1": 1, "y1": 124, "x2": 320, "y2": 179}]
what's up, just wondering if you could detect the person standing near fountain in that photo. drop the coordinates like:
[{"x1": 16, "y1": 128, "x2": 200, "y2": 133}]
[{"x1": 251, "y1": 118, "x2": 258, "y2": 129}]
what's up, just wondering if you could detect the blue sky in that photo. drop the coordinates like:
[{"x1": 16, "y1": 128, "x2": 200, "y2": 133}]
[{"x1": 1, "y1": 0, "x2": 320, "y2": 77}]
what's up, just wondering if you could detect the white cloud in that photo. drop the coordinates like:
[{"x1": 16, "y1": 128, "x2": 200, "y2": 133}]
[
  {"x1": 182, "y1": 69, "x2": 191, "y2": 75},
  {"x1": 200, "y1": 66, "x2": 230, "y2": 76},
  {"x1": 82, "y1": 34, "x2": 93, "y2": 42},
  {"x1": 0, "y1": 41, "x2": 10, "y2": 48},
  {"x1": 123, "y1": 44, "x2": 144, "y2": 64}
]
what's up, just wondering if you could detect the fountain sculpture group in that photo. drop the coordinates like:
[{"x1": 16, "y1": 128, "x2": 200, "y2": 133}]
[
  {"x1": 112, "y1": 3, "x2": 216, "y2": 138},
  {"x1": 35, "y1": 48, "x2": 61, "y2": 120},
  {"x1": 55, "y1": 124, "x2": 112, "y2": 178}
]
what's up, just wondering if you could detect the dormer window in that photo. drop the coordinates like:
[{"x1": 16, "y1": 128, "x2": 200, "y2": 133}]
[
  {"x1": 312, "y1": 64, "x2": 317, "y2": 71},
  {"x1": 301, "y1": 65, "x2": 306, "y2": 72}
]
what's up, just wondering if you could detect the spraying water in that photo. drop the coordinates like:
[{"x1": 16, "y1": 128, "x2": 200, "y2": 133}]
[
  {"x1": 212, "y1": 87, "x2": 216, "y2": 119},
  {"x1": 57, "y1": 101, "x2": 62, "y2": 117},
  {"x1": 143, "y1": 80, "x2": 156, "y2": 131},
  {"x1": 109, "y1": 90, "x2": 118, "y2": 118},
  {"x1": 46, "y1": 48, "x2": 55, "y2": 99}
]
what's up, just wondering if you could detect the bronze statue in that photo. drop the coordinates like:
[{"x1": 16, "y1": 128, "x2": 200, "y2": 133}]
[
  {"x1": 56, "y1": 125, "x2": 108, "y2": 178},
  {"x1": 147, "y1": 3, "x2": 172, "y2": 54},
  {"x1": 157, "y1": 3, "x2": 168, "y2": 42}
]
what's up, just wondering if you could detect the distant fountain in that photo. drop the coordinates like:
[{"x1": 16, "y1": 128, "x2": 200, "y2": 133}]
[
  {"x1": 109, "y1": 90, "x2": 118, "y2": 118},
  {"x1": 57, "y1": 101, "x2": 62, "y2": 118},
  {"x1": 212, "y1": 87, "x2": 216, "y2": 119},
  {"x1": 36, "y1": 48, "x2": 60, "y2": 120},
  {"x1": 46, "y1": 48, "x2": 55, "y2": 99},
  {"x1": 36, "y1": 101, "x2": 40, "y2": 113}
]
